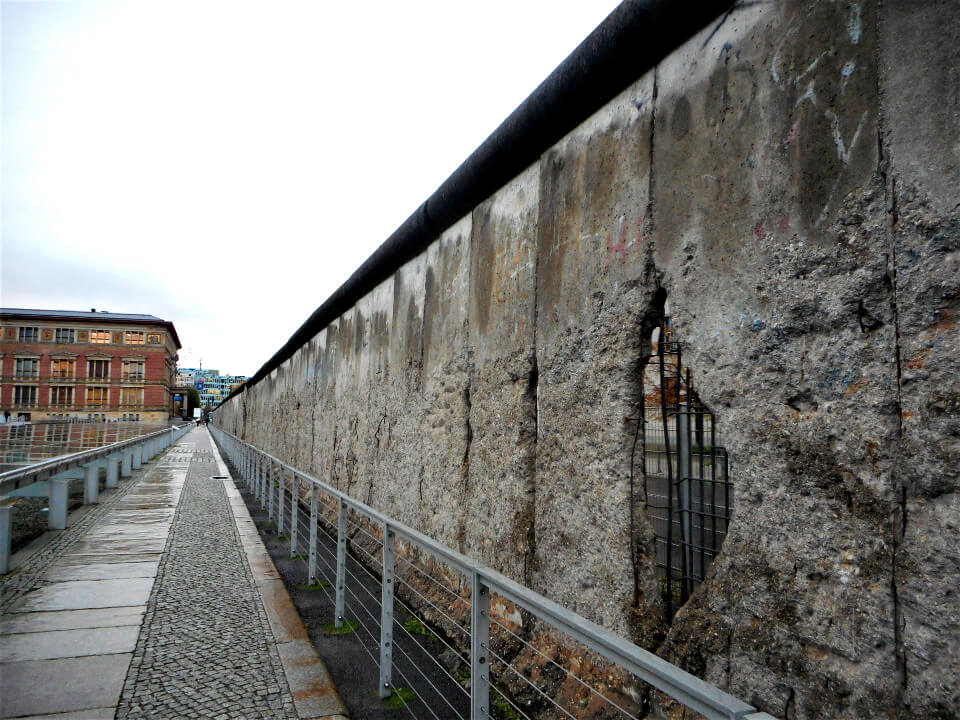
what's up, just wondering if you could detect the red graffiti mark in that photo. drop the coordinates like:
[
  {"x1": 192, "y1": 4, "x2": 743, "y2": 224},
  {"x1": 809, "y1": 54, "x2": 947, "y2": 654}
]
[
  {"x1": 754, "y1": 221, "x2": 765, "y2": 239},
  {"x1": 605, "y1": 223, "x2": 629, "y2": 268}
]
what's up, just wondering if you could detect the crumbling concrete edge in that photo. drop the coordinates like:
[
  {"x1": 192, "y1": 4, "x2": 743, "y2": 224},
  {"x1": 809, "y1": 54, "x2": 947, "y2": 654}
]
[{"x1": 208, "y1": 430, "x2": 349, "y2": 720}]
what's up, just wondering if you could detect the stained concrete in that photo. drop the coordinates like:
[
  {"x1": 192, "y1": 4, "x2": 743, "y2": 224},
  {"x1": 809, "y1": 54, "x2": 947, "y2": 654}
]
[{"x1": 213, "y1": 1, "x2": 960, "y2": 718}]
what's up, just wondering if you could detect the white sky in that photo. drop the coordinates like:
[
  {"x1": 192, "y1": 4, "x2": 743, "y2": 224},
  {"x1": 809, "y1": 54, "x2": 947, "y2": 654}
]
[{"x1": 2, "y1": 1, "x2": 621, "y2": 376}]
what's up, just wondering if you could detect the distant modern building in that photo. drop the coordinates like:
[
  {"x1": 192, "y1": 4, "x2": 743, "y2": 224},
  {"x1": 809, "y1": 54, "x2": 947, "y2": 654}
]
[
  {"x1": 177, "y1": 368, "x2": 246, "y2": 408},
  {"x1": 0, "y1": 308, "x2": 181, "y2": 423}
]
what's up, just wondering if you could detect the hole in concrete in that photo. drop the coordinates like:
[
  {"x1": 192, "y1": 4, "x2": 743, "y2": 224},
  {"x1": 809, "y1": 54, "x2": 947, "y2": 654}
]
[{"x1": 640, "y1": 303, "x2": 733, "y2": 618}]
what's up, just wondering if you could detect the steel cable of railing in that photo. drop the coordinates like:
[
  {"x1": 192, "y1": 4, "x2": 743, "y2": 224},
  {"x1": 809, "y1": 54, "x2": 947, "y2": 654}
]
[
  {"x1": 489, "y1": 648, "x2": 580, "y2": 720},
  {"x1": 212, "y1": 427, "x2": 774, "y2": 720},
  {"x1": 290, "y1": 491, "x2": 470, "y2": 720},
  {"x1": 390, "y1": 641, "x2": 456, "y2": 720},
  {"x1": 391, "y1": 604, "x2": 471, "y2": 704},
  {"x1": 490, "y1": 683, "x2": 535, "y2": 720},
  {"x1": 397, "y1": 554, "x2": 472, "y2": 609},
  {"x1": 489, "y1": 617, "x2": 642, "y2": 720},
  {"x1": 393, "y1": 574, "x2": 470, "y2": 639}
]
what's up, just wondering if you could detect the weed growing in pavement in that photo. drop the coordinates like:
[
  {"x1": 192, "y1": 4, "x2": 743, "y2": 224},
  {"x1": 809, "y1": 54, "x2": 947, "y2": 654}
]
[
  {"x1": 298, "y1": 580, "x2": 330, "y2": 590},
  {"x1": 321, "y1": 620, "x2": 359, "y2": 635},
  {"x1": 386, "y1": 687, "x2": 416, "y2": 708}
]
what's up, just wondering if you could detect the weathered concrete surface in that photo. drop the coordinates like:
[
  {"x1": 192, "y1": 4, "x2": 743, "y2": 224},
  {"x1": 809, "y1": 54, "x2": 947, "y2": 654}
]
[{"x1": 215, "y1": 1, "x2": 959, "y2": 718}]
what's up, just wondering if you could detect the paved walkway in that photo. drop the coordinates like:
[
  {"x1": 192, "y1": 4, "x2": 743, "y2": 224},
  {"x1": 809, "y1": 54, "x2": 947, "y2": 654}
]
[{"x1": 0, "y1": 428, "x2": 345, "y2": 720}]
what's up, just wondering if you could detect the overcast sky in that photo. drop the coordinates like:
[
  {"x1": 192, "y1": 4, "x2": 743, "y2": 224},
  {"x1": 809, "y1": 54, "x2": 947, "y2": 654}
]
[{"x1": 2, "y1": 1, "x2": 621, "y2": 376}]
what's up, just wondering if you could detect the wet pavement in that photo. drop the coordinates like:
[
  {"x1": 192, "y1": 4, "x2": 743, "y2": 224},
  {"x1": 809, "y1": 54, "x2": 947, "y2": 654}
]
[{"x1": 0, "y1": 427, "x2": 345, "y2": 720}]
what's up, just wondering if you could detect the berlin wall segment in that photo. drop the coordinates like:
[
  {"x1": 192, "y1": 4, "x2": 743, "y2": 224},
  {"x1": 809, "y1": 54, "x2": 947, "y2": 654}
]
[{"x1": 214, "y1": 2, "x2": 959, "y2": 718}]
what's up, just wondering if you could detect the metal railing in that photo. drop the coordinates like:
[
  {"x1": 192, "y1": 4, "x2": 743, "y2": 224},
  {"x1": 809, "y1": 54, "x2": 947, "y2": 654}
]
[
  {"x1": 0, "y1": 423, "x2": 192, "y2": 574},
  {"x1": 210, "y1": 425, "x2": 776, "y2": 720}
]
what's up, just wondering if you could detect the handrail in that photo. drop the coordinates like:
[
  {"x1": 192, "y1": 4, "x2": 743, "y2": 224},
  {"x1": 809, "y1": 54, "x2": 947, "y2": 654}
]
[
  {"x1": 210, "y1": 424, "x2": 776, "y2": 720},
  {"x1": 0, "y1": 424, "x2": 190, "y2": 497},
  {"x1": 0, "y1": 422, "x2": 193, "y2": 575}
]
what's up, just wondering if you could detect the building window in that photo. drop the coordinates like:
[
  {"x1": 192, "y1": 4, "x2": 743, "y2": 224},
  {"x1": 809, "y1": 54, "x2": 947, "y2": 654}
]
[
  {"x1": 86, "y1": 386, "x2": 109, "y2": 407},
  {"x1": 124, "y1": 331, "x2": 145, "y2": 344},
  {"x1": 147, "y1": 334, "x2": 161, "y2": 344},
  {"x1": 90, "y1": 330, "x2": 110, "y2": 344},
  {"x1": 18, "y1": 327, "x2": 39, "y2": 343},
  {"x1": 14, "y1": 385, "x2": 38, "y2": 406},
  {"x1": 55, "y1": 328, "x2": 76, "y2": 343},
  {"x1": 121, "y1": 359, "x2": 145, "y2": 381},
  {"x1": 50, "y1": 386, "x2": 74, "y2": 407},
  {"x1": 15, "y1": 358, "x2": 39, "y2": 378},
  {"x1": 120, "y1": 387, "x2": 143, "y2": 407},
  {"x1": 87, "y1": 359, "x2": 110, "y2": 379},
  {"x1": 51, "y1": 358, "x2": 76, "y2": 378}
]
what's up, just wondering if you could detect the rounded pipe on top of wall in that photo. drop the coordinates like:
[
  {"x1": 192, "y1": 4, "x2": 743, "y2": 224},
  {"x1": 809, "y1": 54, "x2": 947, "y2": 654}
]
[{"x1": 227, "y1": 0, "x2": 734, "y2": 404}]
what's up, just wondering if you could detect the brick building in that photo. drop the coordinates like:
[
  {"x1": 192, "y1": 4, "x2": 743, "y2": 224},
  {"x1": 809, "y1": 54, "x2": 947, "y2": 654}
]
[{"x1": 0, "y1": 308, "x2": 181, "y2": 423}]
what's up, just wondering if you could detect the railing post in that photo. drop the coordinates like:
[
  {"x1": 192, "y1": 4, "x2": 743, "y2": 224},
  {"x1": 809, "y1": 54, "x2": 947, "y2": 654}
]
[
  {"x1": 0, "y1": 503, "x2": 11, "y2": 575},
  {"x1": 471, "y1": 570, "x2": 491, "y2": 720},
  {"x1": 259, "y1": 455, "x2": 266, "y2": 505},
  {"x1": 48, "y1": 477, "x2": 69, "y2": 530},
  {"x1": 121, "y1": 449, "x2": 133, "y2": 477},
  {"x1": 308, "y1": 485, "x2": 318, "y2": 584},
  {"x1": 255, "y1": 454, "x2": 263, "y2": 503},
  {"x1": 379, "y1": 523, "x2": 395, "y2": 699},
  {"x1": 277, "y1": 464, "x2": 285, "y2": 535},
  {"x1": 84, "y1": 462, "x2": 99, "y2": 504},
  {"x1": 290, "y1": 472, "x2": 298, "y2": 558},
  {"x1": 105, "y1": 455, "x2": 120, "y2": 489},
  {"x1": 132, "y1": 444, "x2": 142, "y2": 470},
  {"x1": 335, "y1": 498, "x2": 346, "y2": 627},
  {"x1": 268, "y1": 462, "x2": 275, "y2": 520}
]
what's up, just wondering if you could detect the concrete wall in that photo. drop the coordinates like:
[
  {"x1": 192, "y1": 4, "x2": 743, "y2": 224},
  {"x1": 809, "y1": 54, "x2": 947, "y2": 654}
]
[{"x1": 216, "y1": 2, "x2": 959, "y2": 718}]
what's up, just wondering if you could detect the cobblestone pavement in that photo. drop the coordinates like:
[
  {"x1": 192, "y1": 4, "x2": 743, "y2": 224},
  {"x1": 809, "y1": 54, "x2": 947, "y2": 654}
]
[
  {"x1": 0, "y1": 464, "x2": 153, "y2": 613},
  {"x1": 116, "y1": 431, "x2": 298, "y2": 719}
]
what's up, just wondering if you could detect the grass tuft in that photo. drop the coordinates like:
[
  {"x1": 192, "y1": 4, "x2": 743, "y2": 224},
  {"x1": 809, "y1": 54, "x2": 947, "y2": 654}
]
[
  {"x1": 321, "y1": 620, "x2": 359, "y2": 635},
  {"x1": 298, "y1": 580, "x2": 330, "y2": 590},
  {"x1": 403, "y1": 618, "x2": 428, "y2": 635},
  {"x1": 386, "y1": 687, "x2": 416, "y2": 708}
]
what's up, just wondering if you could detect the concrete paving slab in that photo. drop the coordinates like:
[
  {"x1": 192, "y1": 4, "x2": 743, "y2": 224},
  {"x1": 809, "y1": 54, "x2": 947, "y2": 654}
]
[
  {"x1": 44, "y1": 561, "x2": 159, "y2": 582},
  {"x1": 258, "y1": 577, "x2": 311, "y2": 644},
  {"x1": 0, "y1": 607, "x2": 145, "y2": 635},
  {"x1": 106, "y1": 509, "x2": 175, "y2": 522},
  {"x1": 13, "y1": 708, "x2": 116, "y2": 719},
  {"x1": 66, "y1": 538, "x2": 167, "y2": 554},
  {"x1": 0, "y1": 654, "x2": 132, "y2": 718},
  {"x1": 52, "y1": 552, "x2": 162, "y2": 566},
  {"x1": 0, "y1": 625, "x2": 141, "y2": 662},
  {"x1": 276, "y1": 640, "x2": 348, "y2": 720},
  {"x1": 80, "y1": 528, "x2": 171, "y2": 541},
  {"x1": 12, "y1": 578, "x2": 153, "y2": 612}
]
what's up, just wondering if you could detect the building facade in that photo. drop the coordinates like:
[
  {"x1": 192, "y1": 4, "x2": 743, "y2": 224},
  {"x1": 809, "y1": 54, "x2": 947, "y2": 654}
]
[
  {"x1": 0, "y1": 309, "x2": 181, "y2": 423},
  {"x1": 177, "y1": 368, "x2": 246, "y2": 408}
]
